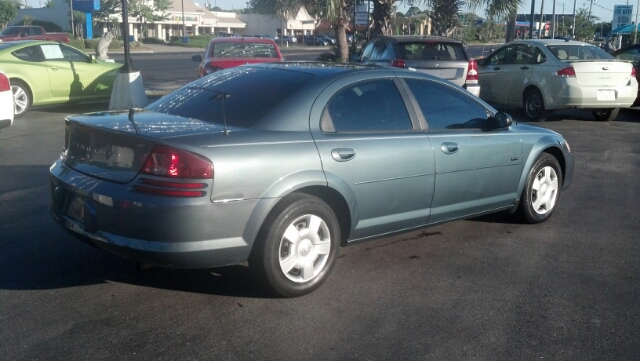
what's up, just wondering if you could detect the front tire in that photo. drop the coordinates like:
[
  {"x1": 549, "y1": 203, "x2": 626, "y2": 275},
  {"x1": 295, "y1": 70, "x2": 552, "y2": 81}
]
[
  {"x1": 11, "y1": 80, "x2": 31, "y2": 118},
  {"x1": 249, "y1": 194, "x2": 340, "y2": 297},
  {"x1": 523, "y1": 88, "x2": 547, "y2": 122},
  {"x1": 592, "y1": 108, "x2": 619, "y2": 122},
  {"x1": 518, "y1": 153, "x2": 563, "y2": 224}
]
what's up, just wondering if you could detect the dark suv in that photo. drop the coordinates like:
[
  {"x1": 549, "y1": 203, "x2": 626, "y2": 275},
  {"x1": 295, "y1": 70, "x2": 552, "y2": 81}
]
[{"x1": 352, "y1": 35, "x2": 480, "y2": 97}]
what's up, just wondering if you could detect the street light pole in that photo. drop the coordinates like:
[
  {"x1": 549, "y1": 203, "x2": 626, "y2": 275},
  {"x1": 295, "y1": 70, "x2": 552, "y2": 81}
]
[
  {"x1": 181, "y1": 0, "x2": 186, "y2": 38},
  {"x1": 634, "y1": 0, "x2": 639, "y2": 44}
]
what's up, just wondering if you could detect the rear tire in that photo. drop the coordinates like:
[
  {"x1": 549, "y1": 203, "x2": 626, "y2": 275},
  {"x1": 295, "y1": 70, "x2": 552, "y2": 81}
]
[
  {"x1": 523, "y1": 88, "x2": 547, "y2": 122},
  {"x1": 12, "y1": 80, "x2": 31, "y2": 118},
  {"x1": 592, "y1": 108, "x2": 619, "y2": 122},
  {"x1": 249, "y1": 194, "x2": 340, "y2": 298},
  {"x1": 517, "y1": 153, "x2": 562, "y2": 224}
]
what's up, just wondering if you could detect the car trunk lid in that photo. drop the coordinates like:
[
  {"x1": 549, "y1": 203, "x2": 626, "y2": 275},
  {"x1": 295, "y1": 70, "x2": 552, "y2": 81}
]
[
  {"x1": 403, "y1": 60, "x2": 467, "y2": 86},
  {"x1": 569, "y1": 61, "x2": 633, "y2": 87},
  {"x1": 63, "y1": 110, "x2": 229, "y2": 183}
]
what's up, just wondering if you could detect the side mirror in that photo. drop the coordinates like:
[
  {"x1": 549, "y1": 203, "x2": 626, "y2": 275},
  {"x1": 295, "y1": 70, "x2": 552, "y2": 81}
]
[
  {"x1": 493, "y1": 111, "x2": 513, "y2": 128},
  {"x1": 191, "y1": 54, "x2": 203, "y2": 62},
  {"x1": 87, "y1": 54, "x2": 96, "y2": 63},
  {"x1": 476, "y1": 57, "x2": 486, "y2": 66},
  {"x1": 349, "y1": 53, "x2": 359, "y2": 62}
]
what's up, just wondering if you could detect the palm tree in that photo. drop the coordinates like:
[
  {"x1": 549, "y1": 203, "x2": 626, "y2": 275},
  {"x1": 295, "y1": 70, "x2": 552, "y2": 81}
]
[{"x1": 468, "y1": 0, "x2": 523, "y2": 42}]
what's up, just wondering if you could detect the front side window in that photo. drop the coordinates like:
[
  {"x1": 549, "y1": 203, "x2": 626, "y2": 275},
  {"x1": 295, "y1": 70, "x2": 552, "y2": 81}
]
[
  {"x1": 39, "y1": 44, "x2": 88, "y2": 62},
  {"x1": 486, "y1": 45, "x2": 513, "y2": 65},
  {"x1": 405, "y1": 79, "x2": 489, "y2": 130},
  {"x1": 323, "y1": 79, "x2": 412, "y2": 132}
]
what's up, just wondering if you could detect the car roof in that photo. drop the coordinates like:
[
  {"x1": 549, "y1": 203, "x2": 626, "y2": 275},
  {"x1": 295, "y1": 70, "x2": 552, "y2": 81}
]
[
  {"x1": 510, "y1": 39, "x2": 592, "y2": 46},
  {"x1": 374, "y1": 35, "x2": 463, "y2": 44},
  {"x1": 209, "y1": 37, "x2": 277, "y2": 44}
]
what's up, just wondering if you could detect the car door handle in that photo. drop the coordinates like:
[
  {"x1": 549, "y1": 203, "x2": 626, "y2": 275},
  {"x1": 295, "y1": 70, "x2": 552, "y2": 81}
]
[
  {"x1": 331, "y1": 148, "x2": 355, "y2": 162},
  {"x1": 441, "y1": 142, "x2": 459, "y2": 154},
  {"x1": 492, "y1": 67, "x2": 501, "y2": 70},
  {"x1": 49, "y1": 67, "x2": 59, "y2": 71},
  {"x1": 520, "y1": 66, "x2": 529, "y2": 70}
]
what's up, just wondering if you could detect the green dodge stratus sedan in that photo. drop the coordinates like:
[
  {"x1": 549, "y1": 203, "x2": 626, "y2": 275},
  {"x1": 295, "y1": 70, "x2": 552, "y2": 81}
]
[
  {"x1": 0, "y1": 40, "x2": 121, "y2": 118},
  {"x1": 50, "y1": 63, "x2": 575, "y2": 298}
]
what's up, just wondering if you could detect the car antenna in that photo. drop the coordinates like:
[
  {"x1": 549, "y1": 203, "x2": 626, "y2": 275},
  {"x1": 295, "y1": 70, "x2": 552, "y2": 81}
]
[
  {"x1": 128, "y1": 108, "x2": 140, "y2": 134},
  {"x1": 188, "y1": 86, "x2": 231, "y2": 135}
]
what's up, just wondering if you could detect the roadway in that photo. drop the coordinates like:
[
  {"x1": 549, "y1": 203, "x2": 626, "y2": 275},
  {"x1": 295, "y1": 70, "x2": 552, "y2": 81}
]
[{"x1": 1, "y1": 48, "x2": 639, "y2": 360}]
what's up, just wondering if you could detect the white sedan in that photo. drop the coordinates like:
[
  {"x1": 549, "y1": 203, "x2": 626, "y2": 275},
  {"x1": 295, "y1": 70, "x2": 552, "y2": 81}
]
[
  {"x1": 477, "y1": 39, "x2": 638, "y2": 121},
  {"x1": 0, "y1": 71, "x2": 13, "y2": 131}
]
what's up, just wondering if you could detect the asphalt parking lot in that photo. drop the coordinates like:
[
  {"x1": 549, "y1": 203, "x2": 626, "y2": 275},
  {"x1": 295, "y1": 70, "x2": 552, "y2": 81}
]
[{"x1": 1, "y1": 82, "x2": 639, "y2": 359}]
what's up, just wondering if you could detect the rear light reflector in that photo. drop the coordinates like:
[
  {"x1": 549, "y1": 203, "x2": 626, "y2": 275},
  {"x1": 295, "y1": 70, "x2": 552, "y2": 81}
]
[
  {"x1": 140, "y1": 145, "x2": 213, "y2": 179},
  {"x1": 0, "y1": 73, "x2": 9, "y2": 92},
  {"x1": 466, "y1": 59, "x2": 479, "y2": 84},
  {"x1": 556, "y1": 66, "x2": 576, "y2": 77},
  {"x1": 134, "y1": 178, "x2": 208, "y2": 197},
  {"x1": 391, "y1": 59, "x2": 406, "y2": 68},
  {"x1": 632, "y1": 67, "x2": 636, "y2": 77}
]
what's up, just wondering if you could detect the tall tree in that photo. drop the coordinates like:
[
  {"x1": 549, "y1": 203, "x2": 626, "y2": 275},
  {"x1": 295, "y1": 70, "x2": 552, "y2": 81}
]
[
  {"x1": 0, "y1": 0, "x2": 19, "y2": 28},
  {"x1": 371, "y1": 0, "x2": 394, "y2": 36},
  {"x1": 429, "y1": 0, "x2": 465, "y2": 36}
]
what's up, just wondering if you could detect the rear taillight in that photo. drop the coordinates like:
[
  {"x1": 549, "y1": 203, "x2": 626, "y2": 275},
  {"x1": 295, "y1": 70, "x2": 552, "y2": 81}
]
[
  {"x1": 0, "y1": 73, "x2": 9, "y2": 92},
  {"x1": 140, "y1": 145, "x2": 213, "y2": 179},
  {"x1": 135, "y1": 145, "x2": 213, "y2": 197},
  {"x1": 632, "y1": 67, "x2": 637, "y2": 77},
  {"x1": 556, "y1": 66, "x2": 576, "y2": 77},
  {"x1": 466, "y1": 59, "x2": 479, "y2": 84},
  {"x1": 391, "y1": 59, "x2": 406, "y2": 68}
]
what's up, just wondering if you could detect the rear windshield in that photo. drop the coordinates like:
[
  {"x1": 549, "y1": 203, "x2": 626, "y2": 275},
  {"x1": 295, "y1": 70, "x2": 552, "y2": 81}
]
[
  {"x1": 146, "y1": 67, "x2": 313, "y2": 128},
  {"x1": 211, "y1": 42, "x2": 279, "y2": 58},
  {"x1": 399, "y1": 42, "x2": 466, "y2": 61},
  {"x1": 548, "y1": 44, "x2": 614, "y2": 60}
]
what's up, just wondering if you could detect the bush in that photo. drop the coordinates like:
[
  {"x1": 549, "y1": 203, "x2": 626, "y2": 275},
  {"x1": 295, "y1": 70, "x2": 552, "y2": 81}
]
[
  {"x1": 69, "y1": 38, "x2": 85, "y2": 49},
  {"x1": 85, "y1": 38, "x2": 123, "y2": 50},
  {"x1": 168, "y1": 34, "x2": 214, "y2": 48}
]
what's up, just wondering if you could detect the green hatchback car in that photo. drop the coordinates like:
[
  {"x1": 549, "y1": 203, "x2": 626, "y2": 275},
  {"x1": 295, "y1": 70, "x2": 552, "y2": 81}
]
[{"x1": 0, "y1": 40, "x2": 122, "y2": 117}]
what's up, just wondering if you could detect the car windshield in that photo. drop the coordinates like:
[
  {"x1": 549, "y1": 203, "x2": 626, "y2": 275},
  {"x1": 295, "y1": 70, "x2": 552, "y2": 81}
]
[
  {"x1": 211, "y1": 42, "x2": 278, "y2": 58},
  {"x1": 548, "y1": 44, "x2": 614, "y2": 60},
  {"x1": 399, "y1": 42, "x2": 465, "y2": 60},
  {"x1": 146, "y1": 67, "x2": 313, "y2": 128}
]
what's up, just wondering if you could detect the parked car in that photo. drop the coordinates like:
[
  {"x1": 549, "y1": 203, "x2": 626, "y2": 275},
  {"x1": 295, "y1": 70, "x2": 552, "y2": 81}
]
[
  {"x1": 351, "y1": 35, "x2": 480, "y2": 97},
  {"x1": 477, "y1": 39, "x2": 638, "y2": 121},
  {"x1": 0, "y1": 71, "x2": 13, "y2": 131},
  {"x1": 49, "y1": 63, "x2": 574, "y2": 297},
  {"x1": 0, "y1": 40, "x2": 122, "y2": 118},
  {"x1": 611, "y1": 43, "x2": 640, "y2": 106},
  {"x1": 280, "y1": 35, "x2": 297, "y2": 43},
  {"x1": 304, "y1": 35, "x2": 330, "y2": 46},
  {"x1": 0, "y1": 25, "x2": 70, "y2": 43},
  {"x1": 191, "y1": 37, "x2": 283, "y2": 78}
]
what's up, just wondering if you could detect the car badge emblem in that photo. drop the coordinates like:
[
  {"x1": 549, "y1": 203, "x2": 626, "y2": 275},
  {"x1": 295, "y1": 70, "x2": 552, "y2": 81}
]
[{"x1": 602, "y1": 66, "x2": 609, "y2": 70}]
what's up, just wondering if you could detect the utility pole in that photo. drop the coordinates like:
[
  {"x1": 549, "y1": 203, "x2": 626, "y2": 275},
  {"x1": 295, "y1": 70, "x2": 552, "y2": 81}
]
[
  {"x1": 538, "y1": 0, "x2": 545, "y2": 39},
  {"x1": 530, "y1": 0, "x2": 536, "y2": 39},
  {"x1": 552, "y1": 0, "x2": 556, "y2": 38},
  {"x1": 634, "y1": 0, "x2": 639, "y2": 43},
  {"x1": 572, "y1": 0, "x2": 577, "y2": 38}
]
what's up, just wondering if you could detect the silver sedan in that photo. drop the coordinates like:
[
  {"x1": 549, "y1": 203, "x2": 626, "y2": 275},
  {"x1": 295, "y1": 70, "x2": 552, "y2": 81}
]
[
  {"x1": 49, "y1": 64, "x2": 574, "y2": 297},
  {"x1": 478, "y1": 39, "x2": 638, "y2": 122}
]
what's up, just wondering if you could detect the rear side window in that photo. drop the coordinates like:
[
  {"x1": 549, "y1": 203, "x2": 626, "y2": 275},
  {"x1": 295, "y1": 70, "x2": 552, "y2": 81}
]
[
  {"x1": 399, "y1": 42, "x2": 466, "y2": 61},
  {"x1": 147, "y1": 67, "x2": 313, "y2": 128},
  {"x1": 405, "y1": 79, "x2": 489, "y2": 130},
  {"x1": 323, "y1": 79, "x2": 412, "y2": 132}
]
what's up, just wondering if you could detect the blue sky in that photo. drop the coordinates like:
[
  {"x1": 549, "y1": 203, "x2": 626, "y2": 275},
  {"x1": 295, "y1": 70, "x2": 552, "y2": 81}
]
[{"x1": 204, "y1": 0, "x2": 631, "y2": 23}]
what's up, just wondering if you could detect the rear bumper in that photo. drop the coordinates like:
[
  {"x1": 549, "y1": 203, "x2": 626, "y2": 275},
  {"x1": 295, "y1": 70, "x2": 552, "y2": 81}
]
[
  {"x1": 49, "y1": 160, "x2": 256, "y2": 269},
  {"x1": 545, "y1": 79, "x2": 638, "y2": 109},
  {"x1": 464, "y1": 84, "x2": 481, "y2": 98}
]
